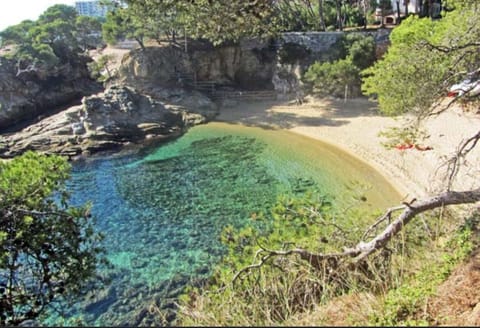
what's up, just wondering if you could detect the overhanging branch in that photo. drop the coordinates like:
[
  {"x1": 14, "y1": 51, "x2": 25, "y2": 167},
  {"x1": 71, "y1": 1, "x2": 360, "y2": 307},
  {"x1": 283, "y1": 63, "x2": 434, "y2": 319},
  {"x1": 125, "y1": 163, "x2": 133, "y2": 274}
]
[{"x1": 232, "y1": 188, "x2": 480, "y2": 283}]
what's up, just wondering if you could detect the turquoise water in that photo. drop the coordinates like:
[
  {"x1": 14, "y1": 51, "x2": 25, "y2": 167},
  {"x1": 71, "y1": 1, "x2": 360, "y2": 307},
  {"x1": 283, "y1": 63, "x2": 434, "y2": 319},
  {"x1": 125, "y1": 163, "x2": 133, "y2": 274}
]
[{"x1": 45, "y1": 122, "x2": 400, "y2": 326}]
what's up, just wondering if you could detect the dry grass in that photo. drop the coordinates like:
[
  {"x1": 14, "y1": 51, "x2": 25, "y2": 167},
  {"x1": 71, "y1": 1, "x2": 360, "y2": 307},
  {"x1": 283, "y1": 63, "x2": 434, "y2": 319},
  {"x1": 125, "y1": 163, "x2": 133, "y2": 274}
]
[
  {"x1": 282, "y1": 292, "x2": 379, "y2": 326},
  {"x1": 428, "y1": 249, "x2": 480, "y2": 325},
  {"x1": 278, "y1": 250, "x2": 480, "y2": 327}
]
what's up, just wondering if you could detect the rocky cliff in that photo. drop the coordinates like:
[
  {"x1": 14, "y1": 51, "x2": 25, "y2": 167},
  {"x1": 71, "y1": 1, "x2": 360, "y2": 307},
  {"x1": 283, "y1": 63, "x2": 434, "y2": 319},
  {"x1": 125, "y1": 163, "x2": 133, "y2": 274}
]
[
  {"x1": 0, "y1": 55, "x2": 102, "y2": 132},
  {"x1": 0, "y1": 85, "x2": 217, "y2": 158},
  {"x1": 116, "y1": 41, "x2": 277, "y2": 91}
]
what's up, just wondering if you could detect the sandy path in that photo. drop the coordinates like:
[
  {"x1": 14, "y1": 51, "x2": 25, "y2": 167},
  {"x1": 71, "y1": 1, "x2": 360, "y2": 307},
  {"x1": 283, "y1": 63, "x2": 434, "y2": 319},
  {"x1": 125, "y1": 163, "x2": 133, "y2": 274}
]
[{"x1": 215, "y1": 96, "x2": 480, "y2": 200}]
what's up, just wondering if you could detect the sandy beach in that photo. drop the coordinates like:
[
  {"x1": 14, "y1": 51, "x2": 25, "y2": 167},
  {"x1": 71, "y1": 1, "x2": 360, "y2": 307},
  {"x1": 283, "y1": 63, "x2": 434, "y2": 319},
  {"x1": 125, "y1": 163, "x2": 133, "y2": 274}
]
[{"x1": 215, "y1": 96, "x2": 480, "y2": 201}]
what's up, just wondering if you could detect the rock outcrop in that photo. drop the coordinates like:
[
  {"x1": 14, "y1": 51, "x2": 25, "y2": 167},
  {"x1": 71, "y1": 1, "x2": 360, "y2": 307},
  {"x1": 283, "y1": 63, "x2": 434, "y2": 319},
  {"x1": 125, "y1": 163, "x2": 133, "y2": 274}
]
[
  {"x1": 0, "y1": 55, "x2": 102, "y2": 132},
  {"x1": 0, "y1": 85, "x2": 217, "y2": 158},
  {"x1": 117, "y1": 41, "x2": 276, "y2": 91}
]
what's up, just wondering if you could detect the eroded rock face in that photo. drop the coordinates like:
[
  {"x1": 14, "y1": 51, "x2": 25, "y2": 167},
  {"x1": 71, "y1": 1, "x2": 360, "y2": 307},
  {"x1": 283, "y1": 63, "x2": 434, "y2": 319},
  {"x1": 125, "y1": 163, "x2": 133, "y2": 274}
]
[
  {"x1": 0, "y1": 55, "x2": 102, "y2": 132},
  {"x1": 0, "y1": 85, "x2": 217, "y2": 158},
  {"x1": 117, "y1": 42, "x2": 276, "y2": 91}
]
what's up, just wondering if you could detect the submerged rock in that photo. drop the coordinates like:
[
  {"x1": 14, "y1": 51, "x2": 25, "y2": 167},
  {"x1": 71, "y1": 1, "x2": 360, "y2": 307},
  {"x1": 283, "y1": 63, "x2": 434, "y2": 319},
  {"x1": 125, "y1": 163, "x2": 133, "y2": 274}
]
[{"x1": 0, "y1": 85, "x2": 217, "y2": 158}]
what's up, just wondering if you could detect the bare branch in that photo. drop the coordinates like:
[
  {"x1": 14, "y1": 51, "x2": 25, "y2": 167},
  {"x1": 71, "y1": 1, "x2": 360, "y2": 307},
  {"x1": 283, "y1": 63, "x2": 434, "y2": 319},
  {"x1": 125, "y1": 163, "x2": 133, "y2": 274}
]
[
  {"x1": 424, "y1": 41, "x2": 480, "y2": 53},
  {"x1": 428, "y1": 96, "x2": 459, "y2": 117},
  {"x1": 361, "y1": 204, "x2": 406, "y2": 240},
  {"x1": 351, "y1": 187, "x2": 480, "y2": 262},
  {"x1": 231, "y1": 188, "x2": 480, "y2": 283},
  {"x1": 14, "y1": 208, "x2": 76, "y2": 219},
  {"x1": 442, "y1": 130, "x2": 480, "y2": 190},
  {"x1": 15, "y1": 60, "x2": 38, "y2": 76}
]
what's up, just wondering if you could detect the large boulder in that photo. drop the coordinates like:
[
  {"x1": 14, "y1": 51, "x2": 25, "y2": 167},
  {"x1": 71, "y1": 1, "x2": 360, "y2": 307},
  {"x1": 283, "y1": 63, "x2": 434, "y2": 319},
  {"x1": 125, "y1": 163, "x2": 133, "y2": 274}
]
[{"x1": 0, "y1": 85, "x2": 217, "y2": 158}]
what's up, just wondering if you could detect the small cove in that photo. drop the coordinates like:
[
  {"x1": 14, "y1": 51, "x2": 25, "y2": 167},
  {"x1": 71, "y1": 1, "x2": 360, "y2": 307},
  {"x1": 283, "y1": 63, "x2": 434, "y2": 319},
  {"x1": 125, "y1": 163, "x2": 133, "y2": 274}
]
[{"x1": 45, "y1": 122, "x2": 401, "y2": 326}]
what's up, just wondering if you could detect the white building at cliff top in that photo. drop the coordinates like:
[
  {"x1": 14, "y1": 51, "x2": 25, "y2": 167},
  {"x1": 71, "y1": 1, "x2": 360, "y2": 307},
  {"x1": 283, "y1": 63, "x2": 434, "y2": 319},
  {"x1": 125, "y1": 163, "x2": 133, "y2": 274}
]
[{"x1": 75, "y1": 0, "x2": 108, "y2": 18}]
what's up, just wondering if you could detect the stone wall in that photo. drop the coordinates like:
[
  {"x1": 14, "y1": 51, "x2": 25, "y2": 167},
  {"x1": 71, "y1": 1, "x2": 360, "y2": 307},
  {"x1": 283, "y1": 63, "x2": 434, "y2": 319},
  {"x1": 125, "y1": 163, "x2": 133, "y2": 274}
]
[
  {"x1": 279, "y1": 29, "x2": 391, "y2": 58},
  {"x1": 273, "y1": 29, "x2": 392, "y2": 96}
]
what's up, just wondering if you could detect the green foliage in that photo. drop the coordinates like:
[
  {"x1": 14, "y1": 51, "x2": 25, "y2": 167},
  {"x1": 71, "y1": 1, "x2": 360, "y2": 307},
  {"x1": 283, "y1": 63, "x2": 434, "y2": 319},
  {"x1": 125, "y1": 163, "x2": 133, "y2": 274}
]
[
  {"x1": 27, "y1": 4, "x2": 79, "y2": 59},
  {"x1": 102, "y1": 10, "x2": 126, "y2": 45},
  {"x1": 0, "y1": 152, "x2": 104, "y2": 326},
  {"x1": 179, "y1": 184, "x2": 389, "y2": 326},
  {"x1": 217, "y1": 190, "x2": 336, "y2": 274},
  {"x1": 0, "y1": 20, "x2": 60, "y2": 69},
  {"x1": 38, "y1": 4, "x2": 77, "y2": 23},
  {"x1": 303, "y1": 33, "x2": 376, "y2": 98},
  {"x1": 178, "y1": 176, "x2": 477, "y2": 326},
  {"x1": 185, "y1": 0, "x2": 279, "y2": 45},
  {"x1": 343, "y1": 4, "x2": 365, "y2": 28},
  {"x1": 103, "y1": 0, "x2": 175, "y2": 47},
  {"x1": 274, "y1": 0, "x2": 321, "y2": 32},
  {"x1": 0, "y1": 4, "x2": 103, "y2": 71},
  {"x1": 342, "y1": 33, "x2": 376, "y2": 70},
  {"x1": 75, "y1": 16, "x2": 104, "y2": 51},
  {"x1": 103, "y1": 0, "x2": 185, "y2": 48},
  {"x1": 362, "y1": 3, "x2": 480, "y2": 116},
  {"x1": 0, "y1": 20, "x2": 36, "y2": 47},
  {"x1": 101, "y1": 0, "x2": 279, "y2": 47},
  {"x1": 274, "y1": 0, "x2": 371, "y2": 32},
  {"x1": 304, "y1": 58, "x2": 360, "y2": 98},
  {"x1": 87, "y1": 54, "x2": 115, "y2": 82},
  {"x1": 98, "y1": 0, "x2": 372, "y2": 46},
  {"x1": 378, "y1": 126, "x2": 429, "y2": 149}
]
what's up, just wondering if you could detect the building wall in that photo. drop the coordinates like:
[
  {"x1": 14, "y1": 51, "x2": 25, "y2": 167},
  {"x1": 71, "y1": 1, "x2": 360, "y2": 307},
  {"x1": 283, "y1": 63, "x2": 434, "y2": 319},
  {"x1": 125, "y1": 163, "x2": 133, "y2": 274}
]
[
  {"x1": 75, "y1": 0, "x2": 107, "y2": 17},
  {"x1": 387, "y1": 0, "x2": 421, "y2": 14}
]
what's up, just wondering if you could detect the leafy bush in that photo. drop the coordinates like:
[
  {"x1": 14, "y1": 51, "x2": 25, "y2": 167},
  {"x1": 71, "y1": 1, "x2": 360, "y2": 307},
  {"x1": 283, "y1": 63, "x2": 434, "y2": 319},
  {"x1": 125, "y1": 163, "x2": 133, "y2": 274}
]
[
  {"x1": 0, "y1": 151, "x2": 104, "y2": 325},
  {"x1": 343, "y1": 5, "x2": 365, "y2": 28},
  {"x1": 343, "y1": 34, "x2": 376, "y2": 70},
  {"x1": 178, "y1": 175, "x2": 474, "y2": 327},
  {"x1": 303, "y1": 33, "x2": 376, "y2": 98},
  {"x1": 361, "y1": 4, "x2": 480, "y2": 116},
  {"x1": 304, "y1": 58, "x2": 360, "y2": 97},
  {"x1": 87, "y1": 54, "x2": 115, "y2": 82}
]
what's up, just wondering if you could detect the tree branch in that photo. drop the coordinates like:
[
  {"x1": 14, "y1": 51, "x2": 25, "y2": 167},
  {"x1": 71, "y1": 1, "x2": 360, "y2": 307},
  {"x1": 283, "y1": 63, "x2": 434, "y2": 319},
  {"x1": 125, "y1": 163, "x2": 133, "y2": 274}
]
[
  {"x1": 231, "y1": 188, "x2": 480, "y2": 282},
  {"x1": 439, "y1": 130, "x2": 480, "y2": 190}
]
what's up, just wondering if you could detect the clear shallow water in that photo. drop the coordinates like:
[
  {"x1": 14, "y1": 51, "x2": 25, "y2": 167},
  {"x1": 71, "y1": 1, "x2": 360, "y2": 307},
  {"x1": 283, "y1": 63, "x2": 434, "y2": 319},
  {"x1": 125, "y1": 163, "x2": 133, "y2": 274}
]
[{"x1": 45, "y1": 122, "x2": 400, "y2": 326}]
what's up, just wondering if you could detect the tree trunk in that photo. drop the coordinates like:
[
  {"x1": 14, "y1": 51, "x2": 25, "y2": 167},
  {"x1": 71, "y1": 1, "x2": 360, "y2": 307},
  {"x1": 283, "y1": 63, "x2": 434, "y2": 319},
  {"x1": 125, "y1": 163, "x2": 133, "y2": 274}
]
[
  {"x1": 135, "y1": 37, "x2": 145, "y2": 50},
  {"x1": 336, "y1": 0, "x2": 343, "y2": 31},
  {"x1": 318, "y1": 0, "x2": 326, "y2": 31},
  {"x1": 184, "y1": 27, "x2": 188, "y2": 53},
  {"x1": 363, "y1": 0, "x2": 368, "y2": 29}
]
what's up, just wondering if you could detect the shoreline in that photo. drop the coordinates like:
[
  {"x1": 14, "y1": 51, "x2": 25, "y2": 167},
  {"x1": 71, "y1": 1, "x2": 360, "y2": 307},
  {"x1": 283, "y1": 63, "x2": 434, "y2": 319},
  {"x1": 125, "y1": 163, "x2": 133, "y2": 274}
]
[{"x1": 215, "y1": 96, "x2": 480, "y2": 201}]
